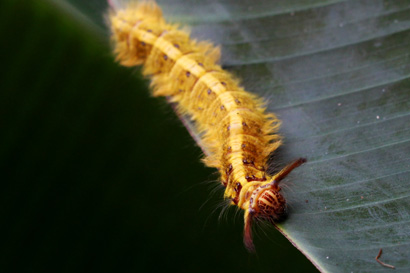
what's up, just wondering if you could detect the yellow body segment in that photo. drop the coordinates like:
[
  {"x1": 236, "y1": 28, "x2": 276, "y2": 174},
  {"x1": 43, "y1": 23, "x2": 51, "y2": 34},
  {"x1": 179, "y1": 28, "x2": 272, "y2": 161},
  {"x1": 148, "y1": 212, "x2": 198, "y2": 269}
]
[{"x1": 108, "y1": 1, "x2": 305, "y2": 251}]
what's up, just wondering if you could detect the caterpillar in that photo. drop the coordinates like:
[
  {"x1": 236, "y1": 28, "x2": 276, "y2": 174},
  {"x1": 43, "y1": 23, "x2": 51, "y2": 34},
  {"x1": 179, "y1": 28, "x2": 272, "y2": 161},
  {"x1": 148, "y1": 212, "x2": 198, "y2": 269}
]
[{"x1": 108, "y1": 0, "x2": 306, "y2": 251}]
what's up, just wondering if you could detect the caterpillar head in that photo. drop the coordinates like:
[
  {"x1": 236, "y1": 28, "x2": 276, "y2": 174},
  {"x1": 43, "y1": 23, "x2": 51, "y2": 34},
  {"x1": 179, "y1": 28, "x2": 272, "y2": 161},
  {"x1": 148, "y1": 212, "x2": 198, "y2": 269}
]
[{"x1": 243, "y1": 184, "x2": 287, "y2": 251}]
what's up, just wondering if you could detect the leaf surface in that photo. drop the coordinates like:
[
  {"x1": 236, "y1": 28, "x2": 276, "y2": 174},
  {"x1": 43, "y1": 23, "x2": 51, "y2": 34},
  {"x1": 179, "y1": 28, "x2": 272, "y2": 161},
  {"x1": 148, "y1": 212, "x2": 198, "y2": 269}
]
[{"x1": 63, "y1": 0, "x2": 410, "y2": 272}]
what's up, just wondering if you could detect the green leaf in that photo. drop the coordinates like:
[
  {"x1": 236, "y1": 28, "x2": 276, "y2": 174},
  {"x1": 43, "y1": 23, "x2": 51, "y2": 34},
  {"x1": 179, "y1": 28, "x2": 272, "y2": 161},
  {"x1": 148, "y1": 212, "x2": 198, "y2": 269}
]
[{"x1": 44, "y1": 0, "x2": 410, "y2": 272}]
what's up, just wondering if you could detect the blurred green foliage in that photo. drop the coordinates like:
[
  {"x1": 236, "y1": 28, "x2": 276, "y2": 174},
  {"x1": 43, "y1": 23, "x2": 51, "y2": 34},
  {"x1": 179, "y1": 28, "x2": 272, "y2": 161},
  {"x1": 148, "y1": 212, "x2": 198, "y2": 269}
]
[{"x1": 0, "y1": 1, "x2": 317, "y2": 272}]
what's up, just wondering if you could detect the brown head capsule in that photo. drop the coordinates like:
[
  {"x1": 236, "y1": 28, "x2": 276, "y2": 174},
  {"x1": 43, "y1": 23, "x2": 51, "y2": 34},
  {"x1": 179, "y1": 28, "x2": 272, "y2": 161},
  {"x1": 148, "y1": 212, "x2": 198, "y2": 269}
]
[
  {"x1": 243, "y1": 183, "x2": 287, "y2": 251},
  {"x1": 242, "y1": 158, "x2": 306, "y2": 251},
  {"x1": 256, "y1": 188, "x2": 287, "y2": 221}
]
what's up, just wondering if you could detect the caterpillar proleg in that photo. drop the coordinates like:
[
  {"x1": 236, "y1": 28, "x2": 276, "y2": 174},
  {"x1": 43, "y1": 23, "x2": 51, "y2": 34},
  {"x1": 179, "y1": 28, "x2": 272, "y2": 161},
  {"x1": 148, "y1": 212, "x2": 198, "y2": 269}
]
[{"x1": 108, "y1": 0, "x2": 306, "y2": 251}]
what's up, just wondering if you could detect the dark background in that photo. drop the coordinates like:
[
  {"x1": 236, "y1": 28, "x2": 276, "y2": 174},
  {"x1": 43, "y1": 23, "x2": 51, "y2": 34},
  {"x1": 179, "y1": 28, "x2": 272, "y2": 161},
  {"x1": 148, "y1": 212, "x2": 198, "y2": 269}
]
[{"x1": 0, "y1": 1, "x2": 317, "y2": 272}]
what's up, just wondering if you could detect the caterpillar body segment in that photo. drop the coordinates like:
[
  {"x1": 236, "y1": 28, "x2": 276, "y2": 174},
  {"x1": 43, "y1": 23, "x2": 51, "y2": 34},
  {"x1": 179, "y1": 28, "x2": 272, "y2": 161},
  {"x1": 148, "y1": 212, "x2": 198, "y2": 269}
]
[{"x1": 108, "y1": 1, "x2": 305, "y2": 251}]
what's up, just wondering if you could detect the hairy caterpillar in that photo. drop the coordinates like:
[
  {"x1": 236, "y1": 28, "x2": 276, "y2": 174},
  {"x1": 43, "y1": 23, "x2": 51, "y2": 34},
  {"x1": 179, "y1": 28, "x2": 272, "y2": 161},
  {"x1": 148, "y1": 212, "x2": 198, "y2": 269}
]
[{"x1": 108, "y1": 0, "x2": 306, "y2": 251}]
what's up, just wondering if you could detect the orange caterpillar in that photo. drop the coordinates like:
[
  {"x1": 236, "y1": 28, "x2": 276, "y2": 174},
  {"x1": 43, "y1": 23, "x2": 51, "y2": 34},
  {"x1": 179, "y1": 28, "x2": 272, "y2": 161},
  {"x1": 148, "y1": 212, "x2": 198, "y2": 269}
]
[{"x1": 108, "y1": 0, "x2": 305, "y2": 250}]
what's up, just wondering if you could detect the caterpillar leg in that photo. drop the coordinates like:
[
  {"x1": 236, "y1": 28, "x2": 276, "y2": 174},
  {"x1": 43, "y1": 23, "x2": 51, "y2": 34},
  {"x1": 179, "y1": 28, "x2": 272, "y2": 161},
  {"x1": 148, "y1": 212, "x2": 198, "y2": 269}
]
[{"x1": 271, "y1": 158, "x2": 307, "y2": 188}]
